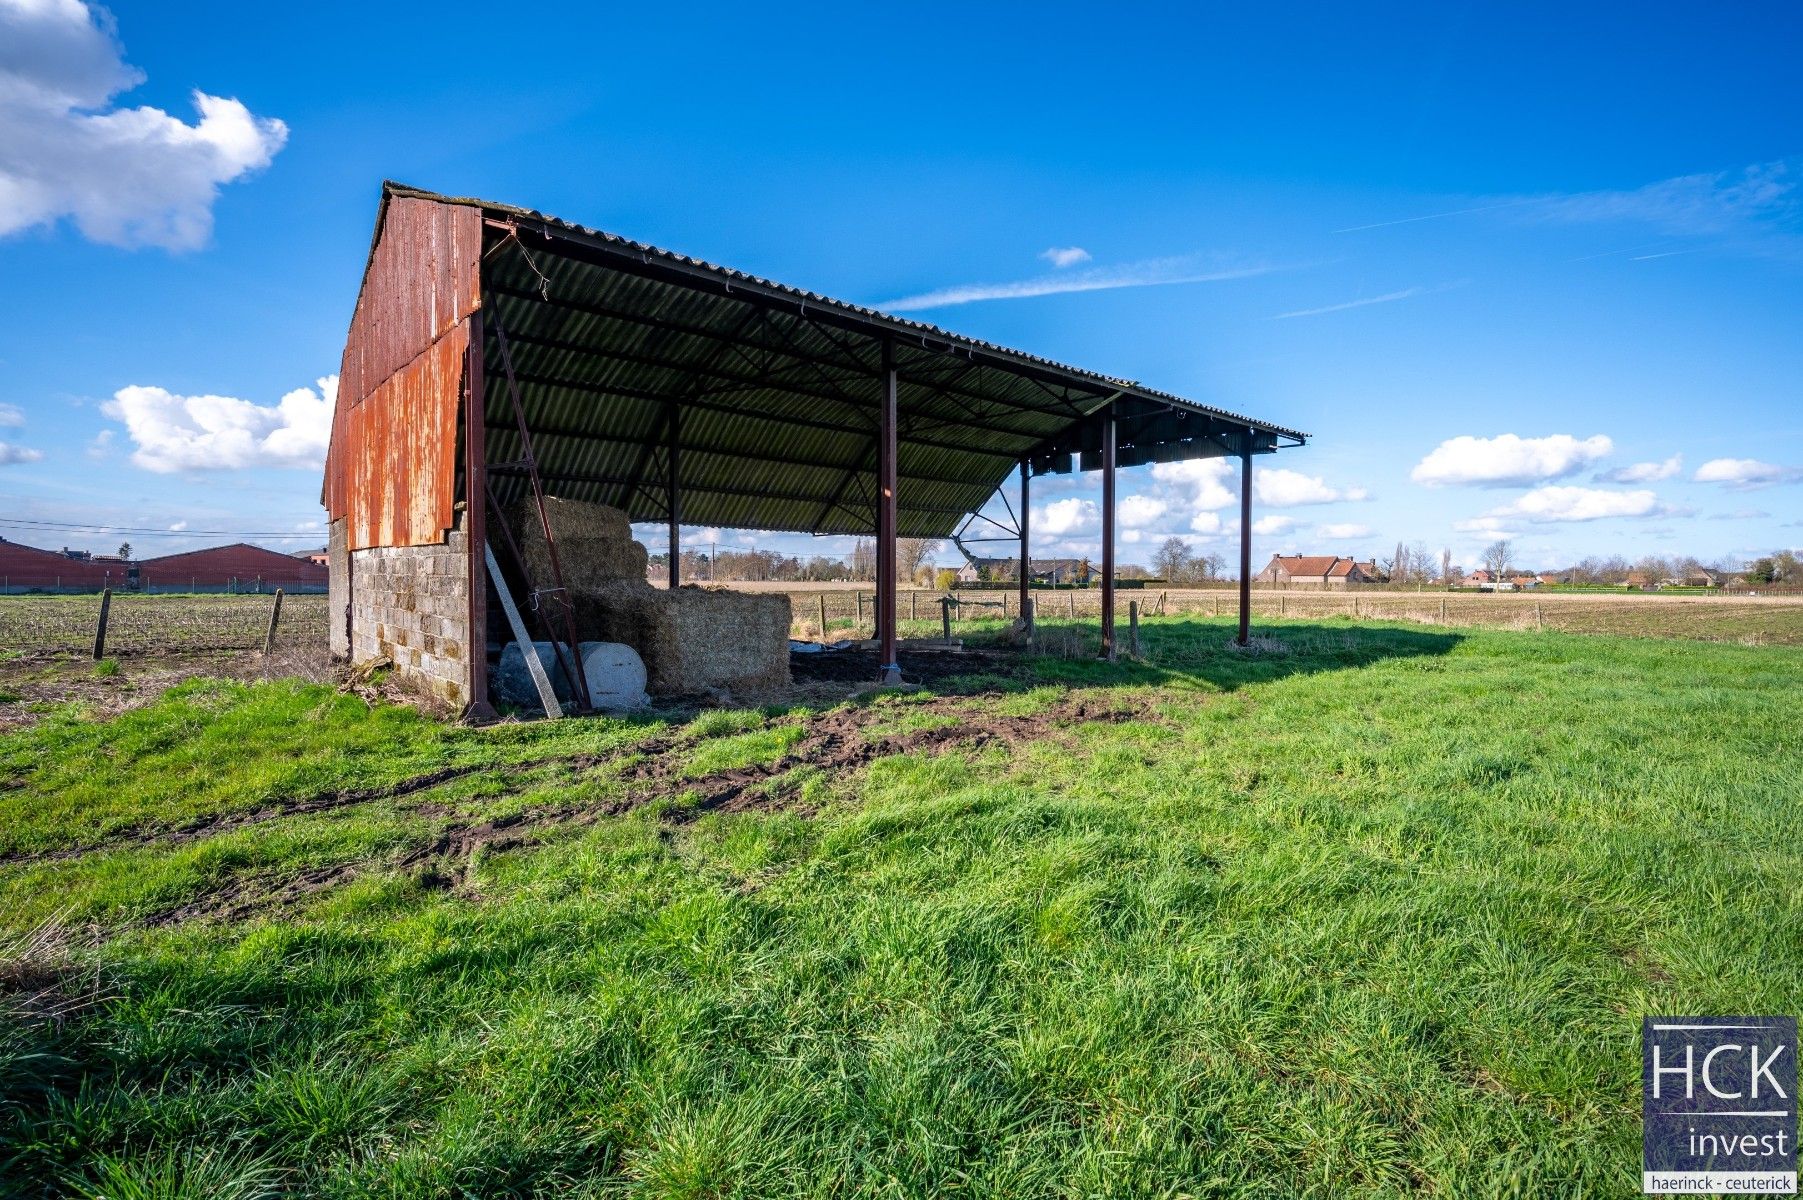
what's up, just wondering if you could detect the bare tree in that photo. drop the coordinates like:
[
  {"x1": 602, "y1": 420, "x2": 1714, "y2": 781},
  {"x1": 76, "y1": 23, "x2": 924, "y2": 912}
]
[
  {"x1": 849, "y1": 539, "x2": 876, "y2": 581},
  {"x1": 1482, "y1": 540, "x2": 1513, "y2": 578},
  {"x1": 1152, "y1": 536, "x2": 1192, "y2": 582},
  {"x1": 1441, "y1": 547, "x2": 1453, "y2": 584},
  {"x1": 1383, "y1": 541, "x2": 1437, "y2": 584},
  {"x1": 896, "y1": 538, "x2": 940, "y2": 584},
  {"x1": 1201, "y1": 551, "x2": 1226, "y2": 581}
]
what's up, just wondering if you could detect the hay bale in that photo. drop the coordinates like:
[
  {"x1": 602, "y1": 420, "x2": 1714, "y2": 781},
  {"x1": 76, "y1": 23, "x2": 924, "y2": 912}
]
[
  {"x1": 508, "y1": 497, "x2": 647, "y2": 590},
  {"x1": 581, "y1": 582, "x2": 789, "y2": 695},
  {"x1": 500, "y1": 497, "x2": 788, "y2": 695}
]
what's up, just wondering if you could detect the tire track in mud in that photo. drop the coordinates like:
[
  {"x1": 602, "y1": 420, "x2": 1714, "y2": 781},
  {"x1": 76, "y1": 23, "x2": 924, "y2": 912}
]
[
  {"x1": 119, "y1": 690, "x2": 1159, "y2": 929},
  {"x1": 0, "y1": 763, "x2": 494, "y2": 868}
]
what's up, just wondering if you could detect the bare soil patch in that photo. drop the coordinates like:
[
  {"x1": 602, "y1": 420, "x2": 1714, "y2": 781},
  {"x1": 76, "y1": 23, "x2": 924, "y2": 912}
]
[{"x1": 122, "y1": 687, "x2": 1158, "y2": 929}]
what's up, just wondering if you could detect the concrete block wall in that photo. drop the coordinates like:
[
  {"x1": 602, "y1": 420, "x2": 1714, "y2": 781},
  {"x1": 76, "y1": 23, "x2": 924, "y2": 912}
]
[
  {"x1": 327, "y1": 519, "x2": 350, "y2": 657},
  {"x1": 339, "y1": 513, "x2": 472, "y2": 708}
]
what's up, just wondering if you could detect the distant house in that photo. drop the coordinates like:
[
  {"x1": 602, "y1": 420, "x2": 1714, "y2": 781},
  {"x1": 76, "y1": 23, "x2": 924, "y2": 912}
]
[
  {"x1": 1683, "y1": 566, "x2": 1737, "y2": 588},
  {"x1": 137, "y1": 543, "x2": 329, "y2": 592},
  {"x1": 1508, "y1": 574, "x2": 1540, "y2": 589},
  {"x1": 1467, "y1": 569, "x2": 1496, "y2": 586},
  {"x1": 1536, "y1": 572, "x2": 1563, "y2": 586},
  {"x1": 1255, "y1": 554, "x2": 1380, "y2": 587},
  {"x1": 956, "y1": 556, "x2": 1093, "y2": 585}
]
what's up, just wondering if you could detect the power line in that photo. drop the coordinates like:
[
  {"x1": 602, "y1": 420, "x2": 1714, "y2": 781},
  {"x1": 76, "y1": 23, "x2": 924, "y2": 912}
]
[{"x1": 0, "y1": 517, "x2": 324, "y2": 539}]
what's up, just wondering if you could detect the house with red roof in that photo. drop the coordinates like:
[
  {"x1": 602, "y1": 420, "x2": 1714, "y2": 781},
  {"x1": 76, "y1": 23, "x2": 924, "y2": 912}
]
[{"x1": 1255, "y1": 554, "x2": 1382, "y2": 587}]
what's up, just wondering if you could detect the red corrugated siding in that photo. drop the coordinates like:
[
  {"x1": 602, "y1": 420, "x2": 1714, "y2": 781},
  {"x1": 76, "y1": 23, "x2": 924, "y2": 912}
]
[
  {"x1": 137, "y1": 544, "x2": 328, "y2": 587},
  {"x1": 324, "y1": 194, "x2": 481, "y2": 549},
  {"x1": 0, "y1": 540, "x2": 116, "y2": 588}
]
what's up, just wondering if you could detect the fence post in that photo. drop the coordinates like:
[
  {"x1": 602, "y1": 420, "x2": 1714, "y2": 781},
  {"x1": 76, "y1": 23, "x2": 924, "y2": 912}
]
[
  {"x1": 1280, "y1": 594, "x2": 1286, "y2": 617},
  {"x1": 263, "y1": 588, "x2": 285, "y2": 656},
  {"x1": 818, "y1": 593, "x2": 828, "y2": 638},
  {"x1": 940, "y1": 597, "x2": 952, "y2": 641},
  {"x1": 1535, "y1": 601, "x2": 1543, "y2": 632},
  {"x1": 1441, "y1": 596, "x2": 1448, "y2": 623},
  {"x1": 909, "y1": 591, "x2": 916, "y2": 622},
  {"x1": 92, "y1": 587, "x2": 112, "y2": 660},
  {"x1": 856, "y1": 591, "x2": 864, "y2": 629},
  {"x1": 1002, "y1": 591, "x2": 1009, "y2": 619},
  {"x1": 1068, "y1": 590, "x2": 1075, "y2": 619},
  {"x1": 1129, "y1": 601, "x2": 1139, "y2": 658}
]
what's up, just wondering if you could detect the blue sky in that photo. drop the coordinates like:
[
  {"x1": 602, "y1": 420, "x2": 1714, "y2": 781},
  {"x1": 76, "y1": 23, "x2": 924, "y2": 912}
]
[{"x1": 1, "y1": 0, "x2": 1798, "y2": 573}]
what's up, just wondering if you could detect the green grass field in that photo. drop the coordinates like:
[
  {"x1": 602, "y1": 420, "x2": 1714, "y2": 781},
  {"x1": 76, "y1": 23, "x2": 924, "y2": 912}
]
[{"x1": 2, "y1": 618, "x2": 1799, "y2": 1198}]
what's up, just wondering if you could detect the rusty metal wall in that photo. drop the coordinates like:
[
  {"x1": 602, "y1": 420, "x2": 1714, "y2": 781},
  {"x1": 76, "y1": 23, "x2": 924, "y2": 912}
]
[
  {"x1": 324, "y1": 195, "x2": 482, "y2": 549},
  {"x1": 338, "y1": 327, "x2": 466, "y2": 549}
]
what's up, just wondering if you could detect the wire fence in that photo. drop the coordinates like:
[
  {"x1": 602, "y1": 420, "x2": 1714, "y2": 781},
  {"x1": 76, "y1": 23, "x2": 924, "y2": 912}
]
[
  {"x1": 0, "y1": 593, "x2": 331, "y2": 658},
  {"x1": 776, "y1": 586, "x2": 1803, "y2": 646},
  {"x1": 5, "y1": 585, "x2": 1796, "y2": 661}
]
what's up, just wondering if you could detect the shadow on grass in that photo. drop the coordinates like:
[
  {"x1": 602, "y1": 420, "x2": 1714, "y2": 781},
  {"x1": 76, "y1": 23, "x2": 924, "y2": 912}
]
[{"x1": 794, "y1": 617, "x2": 1464, "y2": 706}]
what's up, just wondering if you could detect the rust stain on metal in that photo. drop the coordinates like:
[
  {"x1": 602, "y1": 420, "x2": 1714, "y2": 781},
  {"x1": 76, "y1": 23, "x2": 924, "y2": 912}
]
[
  {"x1": 339, "y1": 327, "x2": 466, "y2": 549},
  {"x1": 325, "y1": 195, "x2": 482, "y2": 548}
]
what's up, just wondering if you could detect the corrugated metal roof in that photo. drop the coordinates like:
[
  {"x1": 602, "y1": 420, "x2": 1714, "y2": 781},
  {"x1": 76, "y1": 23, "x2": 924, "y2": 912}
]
[{"x1": 345, "y1": 183, "x2": 1308, "y2": 542}]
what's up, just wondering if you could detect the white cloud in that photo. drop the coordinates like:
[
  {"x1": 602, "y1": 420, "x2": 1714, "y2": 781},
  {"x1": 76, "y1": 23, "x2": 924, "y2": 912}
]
[
  {"x1": 1693, "y1": 458, "x2": 1803, "y2": 490},
  {"x1": 1254, "y1": 467, "x2": 1366, "y2": 507},
  {"x1": 1485, "y1": 485, "x2": 1663, "y2": 523},
  {"x1": 167, "y1": 520, "x2": 187, "y2": 531},
  {"x1": 1537, "y1": 160, "x2": 1797, "y2": 239},
  {"x1": 1453, "y1": 516, "x2": 1522, "y2": 536},
  {"x1": 1316, "y1": 522, "x2": 1371, "y2": 538},
  {"x1": 1117, "y1": 494, "x2": 1167, "y2": 528},
  {"x1": 1251, "y1": 515, "x2": 1296, "y2": 536},
  {"x1": 1335, "y1": 161, "x2": 1800, "y2": 253},
  {"x1": 85, "y1": 427, "x2": 113, "y2": 458},
  {"x1": 1036, "y1": 497, "x2": 1098, "y2": 537},
  {"x1": 0, "y1": 402, "x2": 23, "y2": 428},
  {"x1": 0, "y1": 440, "x2": 44, "y2": 465},
  {"x1": 1039, "y1": 246, "x2": 1091, "y2": 269},
  {"x1": 877, "y1": 256, "x2": 1283, "y2": 311},
  {"x1": 1150, "y1": 458, "x2": 1237, "y2": 510},
  {"x1": 0, "y1": 0, "x2": 287, "y2": 250},
  {"x1": 1411, "y1": 433, "x2": 1613, "y2": 487},
  {"x1": 102, "y1": 374, "x2": 335, "y2": 473},
  {"x1": 1596, "y1": 453, "x2": 1682, "y2": 483},
  {"x1": 1706, "y1": 509, "x2": 1770, "y2": 521},
  {"x1": 1189, "y1": 511, "x2": 1223, "y2": 535}
]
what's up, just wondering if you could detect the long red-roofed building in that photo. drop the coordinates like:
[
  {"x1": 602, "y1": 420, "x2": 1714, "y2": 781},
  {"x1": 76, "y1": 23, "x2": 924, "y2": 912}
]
[
  {"x1": 136, "y1": 543, "x2": 328, "y2": 591},
  {"x1": 0, "y1": 537, "x2": 122, "y2": 591}
]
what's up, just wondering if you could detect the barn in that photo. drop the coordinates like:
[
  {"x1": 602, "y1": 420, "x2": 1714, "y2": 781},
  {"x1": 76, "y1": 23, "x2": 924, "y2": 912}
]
[
  {"x1": 137, "y1": 543, "x2": 329, "y2": 593},
  {"x1": 321, "y1": 183, "x2": 1309, "y2": 716}
]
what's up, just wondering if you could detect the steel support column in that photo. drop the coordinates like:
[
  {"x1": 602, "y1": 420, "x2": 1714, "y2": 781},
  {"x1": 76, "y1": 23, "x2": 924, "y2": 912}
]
[
  {"x1": 463, "y1": 311, "x2": 497, "y2": 722},
  {"x1": 1099, "y1": 408, "x2": 1117, "y2": 661},
  {"x1": 875, "y1": 343, "x2": 901, "y2": 684},
  {"x1": 1237, "y1": 445, "x2": 1253, "y2": 646},
  {"x1": 666, "y1": 402, "x2": 681, "y2": 589},
  {"x1": 1017, "y1": 461, "x2": 1031, "y2": 628}
]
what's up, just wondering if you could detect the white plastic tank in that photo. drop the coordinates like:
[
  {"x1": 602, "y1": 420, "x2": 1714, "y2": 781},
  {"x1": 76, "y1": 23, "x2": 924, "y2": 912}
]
[{"x1": 493, "y1": 641, "x2": 649, "y2": 712}]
